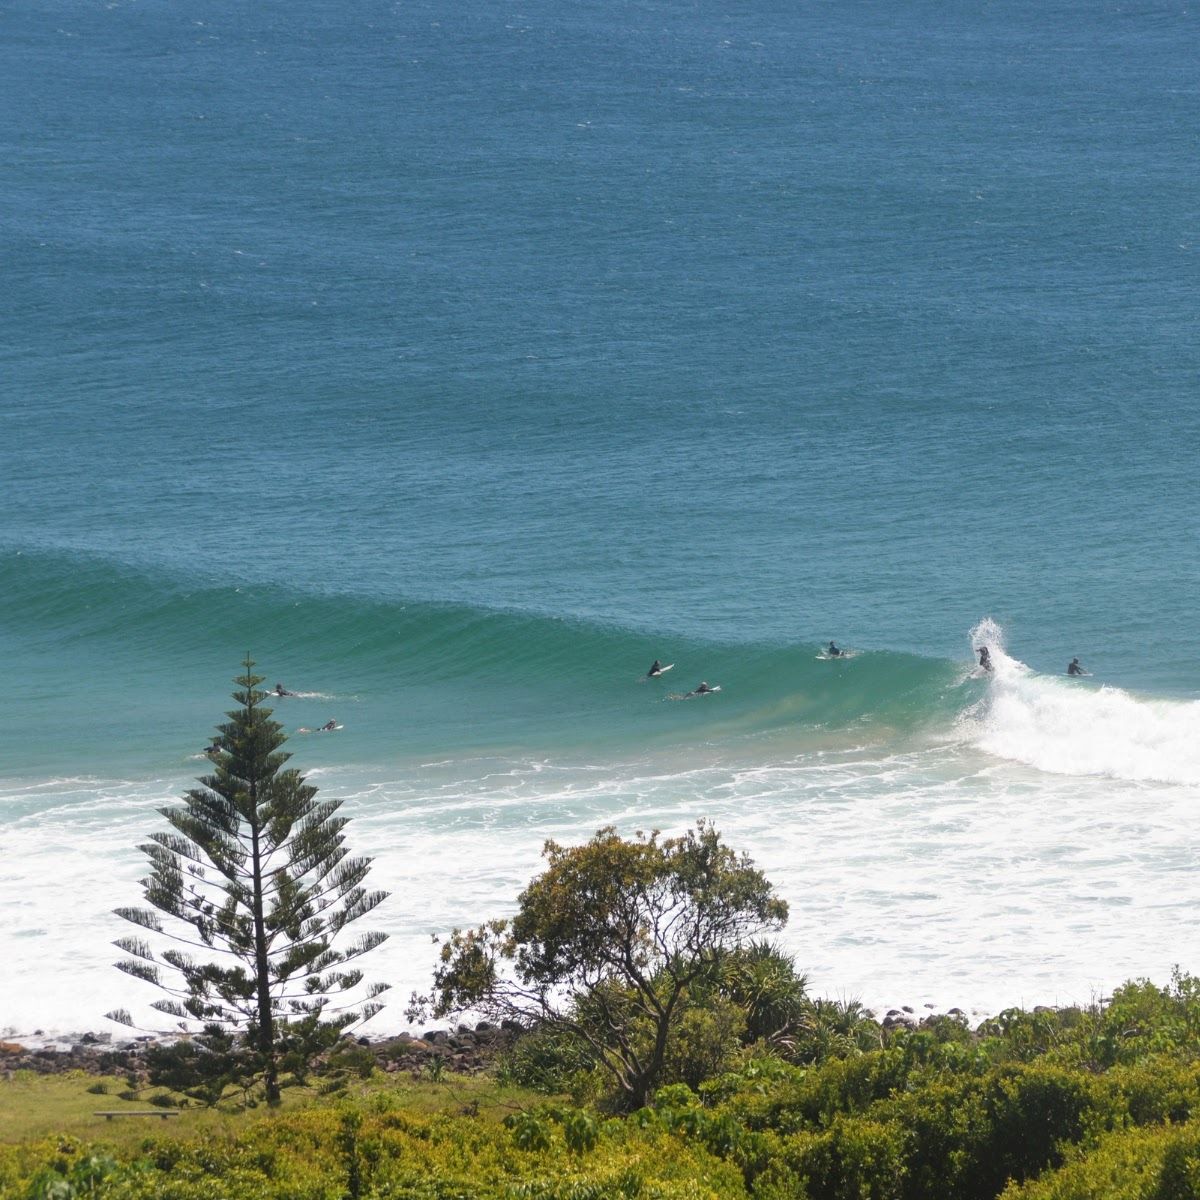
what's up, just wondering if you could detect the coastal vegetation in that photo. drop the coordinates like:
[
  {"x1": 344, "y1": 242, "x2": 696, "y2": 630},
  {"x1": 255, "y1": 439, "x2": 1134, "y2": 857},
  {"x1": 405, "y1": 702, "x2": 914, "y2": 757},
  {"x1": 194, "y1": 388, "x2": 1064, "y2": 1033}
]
[
  {"x1": 6, "y1": 721, "x2": 1200, "y2": 1196},
  {"x1": 106, "y1": 660, "x2": 389, "y2": 1106},
  {"x1": 9, "y1": 974, "x2": 1200, "y2": 1197},
  {"x1": 408, "y1": 822, "x2": 788, "y2": 1111}
]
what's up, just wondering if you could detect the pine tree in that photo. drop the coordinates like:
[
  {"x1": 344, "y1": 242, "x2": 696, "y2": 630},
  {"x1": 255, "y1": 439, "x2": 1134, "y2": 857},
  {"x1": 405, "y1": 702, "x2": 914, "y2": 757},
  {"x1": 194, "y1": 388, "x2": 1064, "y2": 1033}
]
[{"x1": 108, "y1": 657, "x2": 389, "y2": 1104}]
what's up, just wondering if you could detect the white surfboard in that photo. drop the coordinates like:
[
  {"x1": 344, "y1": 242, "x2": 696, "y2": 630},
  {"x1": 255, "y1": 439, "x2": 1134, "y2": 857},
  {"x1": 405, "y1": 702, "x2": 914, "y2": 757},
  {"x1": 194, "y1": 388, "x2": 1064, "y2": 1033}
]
[{"x1": 647, "y1": 663, "x2": 675, "y2": 677}]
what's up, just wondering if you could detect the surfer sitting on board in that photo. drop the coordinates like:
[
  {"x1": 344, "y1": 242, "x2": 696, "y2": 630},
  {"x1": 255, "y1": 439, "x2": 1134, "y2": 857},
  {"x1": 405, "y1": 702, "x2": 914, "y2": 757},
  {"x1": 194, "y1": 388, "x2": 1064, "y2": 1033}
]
[
  {"x1": 648, "y1": 660, "x2": 665, "y2": 677},
  {"x1": 976, "y1": 646, "x2": 992, "y2": 672},
  {"x1": 1067, "y1": 657, "x2": 1086, "y2": 676},
  {"x1": 827, "y1": 641, "x2": 843, "y2": 658}
]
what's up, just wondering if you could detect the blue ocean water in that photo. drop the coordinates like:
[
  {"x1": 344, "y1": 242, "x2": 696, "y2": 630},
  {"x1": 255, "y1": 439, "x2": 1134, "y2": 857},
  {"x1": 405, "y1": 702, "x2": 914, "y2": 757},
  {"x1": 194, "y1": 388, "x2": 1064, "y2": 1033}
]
[{"x1": 2, "y1": 0, "x2": 1198, "y2": 1034}]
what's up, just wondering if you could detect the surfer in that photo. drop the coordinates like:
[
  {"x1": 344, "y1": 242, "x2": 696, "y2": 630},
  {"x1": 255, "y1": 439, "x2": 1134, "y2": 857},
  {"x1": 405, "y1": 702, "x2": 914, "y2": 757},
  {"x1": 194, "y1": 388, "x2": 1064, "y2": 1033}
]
[
  {"x1": 827, "y1": 641, "x2": 843, "y2": 658},
  {"x1": 976, "y1": 646, "x2": 992, "y2": 672},
  {"x1": 1067, "y1": 657, "x2": 1085, "y2": 676},
  {"x1": 647, "y1": 660, "x2": 665, "y2": 677},
  {"x1": 274, "y1": 683, "x2": 297, "y2": 697},
  {"x1": 688, "y1": 681, "x2": 717, "y2": 697},
  {"x1": 204, "y1": 742, "x2": 222, "y2": 756},
  {"x1": 320, "y1": 720, "x2": 338, "y2": 732}
]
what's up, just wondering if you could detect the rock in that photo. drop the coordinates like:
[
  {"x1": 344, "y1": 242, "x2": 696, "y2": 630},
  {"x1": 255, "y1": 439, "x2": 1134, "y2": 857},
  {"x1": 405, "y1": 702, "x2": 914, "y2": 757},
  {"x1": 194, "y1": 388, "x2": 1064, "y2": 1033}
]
[
  {"x1": 475, "y1": 1021, "x2": 495, "y2": 1034},
  {"x1": 901, "y1": 1006, "x2": 914, "y2": 1014},
  {"x1": 886, "y1": 1009, "x2": 901, "y2": 1018}
]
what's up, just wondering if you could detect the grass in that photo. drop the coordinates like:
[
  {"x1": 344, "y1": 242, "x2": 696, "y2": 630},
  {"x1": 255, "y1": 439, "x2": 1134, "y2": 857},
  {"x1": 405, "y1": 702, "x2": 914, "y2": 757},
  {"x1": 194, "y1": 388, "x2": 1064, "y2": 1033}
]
[{"x1": 0, "y1": 1069, "x2": 536, "y2": 1147}]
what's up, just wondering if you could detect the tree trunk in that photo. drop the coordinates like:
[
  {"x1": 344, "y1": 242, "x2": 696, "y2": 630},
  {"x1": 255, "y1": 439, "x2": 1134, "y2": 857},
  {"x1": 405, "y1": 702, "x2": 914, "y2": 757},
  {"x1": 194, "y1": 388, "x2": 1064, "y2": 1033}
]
[{"x1": 248, "y1": 747, "x2": 279, "y2": 1104}]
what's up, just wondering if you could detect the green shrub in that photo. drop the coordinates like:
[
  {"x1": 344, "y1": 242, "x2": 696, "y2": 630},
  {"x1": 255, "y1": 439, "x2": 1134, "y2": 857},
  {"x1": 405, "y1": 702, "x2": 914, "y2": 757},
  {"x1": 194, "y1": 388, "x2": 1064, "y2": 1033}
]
[
  {"x1": 719, "y1": 940, "x2": 811, "y2": 1044},
  {"x1": 498, "y1": 1026, "x2": 597, "y2": 1096},
  {"x1": 1001, "y1": 1121, "x2": 1200, "y2": 1200}
]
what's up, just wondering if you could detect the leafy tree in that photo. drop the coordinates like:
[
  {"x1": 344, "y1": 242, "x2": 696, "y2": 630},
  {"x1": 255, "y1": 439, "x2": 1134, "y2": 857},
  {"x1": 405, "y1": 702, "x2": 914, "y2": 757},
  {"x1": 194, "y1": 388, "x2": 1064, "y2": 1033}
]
[
  {"x1": 412, "y1": 822, "x2": 787, "y2": 1110},
  {"x1": 108, "y1": 658, "x2": 389, "y2": 1105}
]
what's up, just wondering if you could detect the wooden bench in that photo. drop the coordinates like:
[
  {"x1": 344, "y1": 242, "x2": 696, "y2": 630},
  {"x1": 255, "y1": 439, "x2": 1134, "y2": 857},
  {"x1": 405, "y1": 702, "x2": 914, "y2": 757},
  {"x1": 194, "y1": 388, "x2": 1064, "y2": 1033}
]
[{"x1": 94, "y1": 1110, "x2": 180, "y2": 1121}]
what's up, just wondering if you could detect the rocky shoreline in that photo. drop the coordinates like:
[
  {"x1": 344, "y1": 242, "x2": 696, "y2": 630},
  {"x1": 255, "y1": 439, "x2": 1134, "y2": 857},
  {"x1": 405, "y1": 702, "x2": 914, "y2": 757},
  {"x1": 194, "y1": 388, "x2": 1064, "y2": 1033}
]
[
  {"x1": 0, "y1": 1023, "x2": 519, "y2": 1081},
  {"x1": 1, "y1": 1003, "x2": 996, "y2": 1081}
]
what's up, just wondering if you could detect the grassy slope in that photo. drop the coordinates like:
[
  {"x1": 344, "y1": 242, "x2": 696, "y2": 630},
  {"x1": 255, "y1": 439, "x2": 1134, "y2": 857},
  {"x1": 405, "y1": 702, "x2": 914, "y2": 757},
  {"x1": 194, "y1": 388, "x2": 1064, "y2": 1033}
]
[{"x1": 0, "y1": 1069, "x2": 534, "y2": 1147}]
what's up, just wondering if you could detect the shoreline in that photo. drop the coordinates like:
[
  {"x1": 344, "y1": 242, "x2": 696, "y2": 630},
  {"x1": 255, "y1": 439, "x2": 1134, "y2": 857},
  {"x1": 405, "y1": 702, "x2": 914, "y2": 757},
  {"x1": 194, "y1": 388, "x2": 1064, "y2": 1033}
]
[{"x1": 0, "y1": 994, "x2": 1072, "y2": 1078}]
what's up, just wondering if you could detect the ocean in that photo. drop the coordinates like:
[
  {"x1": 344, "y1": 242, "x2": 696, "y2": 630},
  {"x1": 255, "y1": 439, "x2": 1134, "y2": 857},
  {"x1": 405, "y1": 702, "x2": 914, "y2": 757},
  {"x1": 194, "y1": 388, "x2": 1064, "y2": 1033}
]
[{"x1": 2, "y1": 0, "x2": 1198, "y2": 1036}]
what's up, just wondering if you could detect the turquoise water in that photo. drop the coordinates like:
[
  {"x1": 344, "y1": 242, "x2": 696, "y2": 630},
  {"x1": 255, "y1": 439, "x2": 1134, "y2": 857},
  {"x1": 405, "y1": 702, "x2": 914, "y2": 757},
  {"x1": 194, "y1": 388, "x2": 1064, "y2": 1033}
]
[{"x1": 2, "y1": 0, "x2": 1199, "y2": 1034}]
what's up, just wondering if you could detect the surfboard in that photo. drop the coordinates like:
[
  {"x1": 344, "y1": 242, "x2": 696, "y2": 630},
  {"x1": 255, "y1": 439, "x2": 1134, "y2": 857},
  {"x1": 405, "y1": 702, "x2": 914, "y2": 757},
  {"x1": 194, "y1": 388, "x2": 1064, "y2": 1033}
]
[
  {"x1": 816, "y1": 650, "x2": 859, "y2": 660},
  {"x1": 297, "y1": 724, "x2": 343, "y2": 733},
  {"x1": 666, "y1": 686, "x2": 722, "y2": 700}
]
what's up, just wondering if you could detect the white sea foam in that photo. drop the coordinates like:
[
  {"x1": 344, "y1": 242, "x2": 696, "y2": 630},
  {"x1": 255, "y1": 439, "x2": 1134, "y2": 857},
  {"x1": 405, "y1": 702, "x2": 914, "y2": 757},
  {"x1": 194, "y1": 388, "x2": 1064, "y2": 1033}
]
[
  {"x1": 4, "y1": 732, "x2": 1200, "y2": 1038},
  {"x1": 965, "y1": 618, "x2": 1200, "y2": 785}
]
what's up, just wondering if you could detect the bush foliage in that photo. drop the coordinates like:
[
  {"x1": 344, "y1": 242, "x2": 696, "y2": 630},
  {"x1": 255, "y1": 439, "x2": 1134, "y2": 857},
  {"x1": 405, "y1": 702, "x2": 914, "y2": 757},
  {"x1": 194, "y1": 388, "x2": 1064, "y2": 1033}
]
[{"x1": 11, "y1": 971, "x2": 1200, "y2": 1198}]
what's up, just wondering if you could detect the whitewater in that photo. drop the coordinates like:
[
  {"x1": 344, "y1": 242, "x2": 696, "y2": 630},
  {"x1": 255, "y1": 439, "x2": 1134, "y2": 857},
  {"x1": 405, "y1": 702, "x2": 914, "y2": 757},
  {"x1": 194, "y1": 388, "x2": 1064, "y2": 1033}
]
[{"x1": 4, "y1": 589, "x2": 1199, "y2": 1037}]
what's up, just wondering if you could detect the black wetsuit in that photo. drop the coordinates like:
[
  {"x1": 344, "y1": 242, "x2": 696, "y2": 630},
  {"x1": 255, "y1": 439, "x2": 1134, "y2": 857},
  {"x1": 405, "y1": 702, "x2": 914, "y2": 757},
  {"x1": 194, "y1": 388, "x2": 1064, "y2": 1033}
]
[
  {"x1": 828, "y1": 643, "x2": 842, "y2": 658},
  {"x1": 1067, "y1": 660, "x2": 1084, "y2": 676},
  {"x1": 648, "y1": 661, "x2": 663, "y2": 676},
  {"x1": 977, "y1": 648, "x2": 992, "y2": 671}
]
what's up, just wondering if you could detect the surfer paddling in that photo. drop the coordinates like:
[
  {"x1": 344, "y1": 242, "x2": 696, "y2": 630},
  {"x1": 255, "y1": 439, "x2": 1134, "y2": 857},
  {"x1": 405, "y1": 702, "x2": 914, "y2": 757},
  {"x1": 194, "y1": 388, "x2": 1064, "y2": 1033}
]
[
  {"x1": 687, "y1": 681, "x2": 719, "y2": 697},
  {"x1": 976, "y1": 646, "x2": 992, "y2": 672},
  {"x1": 274, "y1": 683, "x2": 298, "y2": 697},
  {"x1": 827, "y1": 641, "x2": 844, "y2": 658}
]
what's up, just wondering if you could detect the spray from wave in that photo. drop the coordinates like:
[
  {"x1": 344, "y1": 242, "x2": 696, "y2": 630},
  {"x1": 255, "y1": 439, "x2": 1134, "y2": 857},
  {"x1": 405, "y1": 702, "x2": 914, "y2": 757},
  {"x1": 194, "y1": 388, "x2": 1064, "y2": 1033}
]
[{"x1": 962, "y1": 618, "x2": 1200, "y2": 785}]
